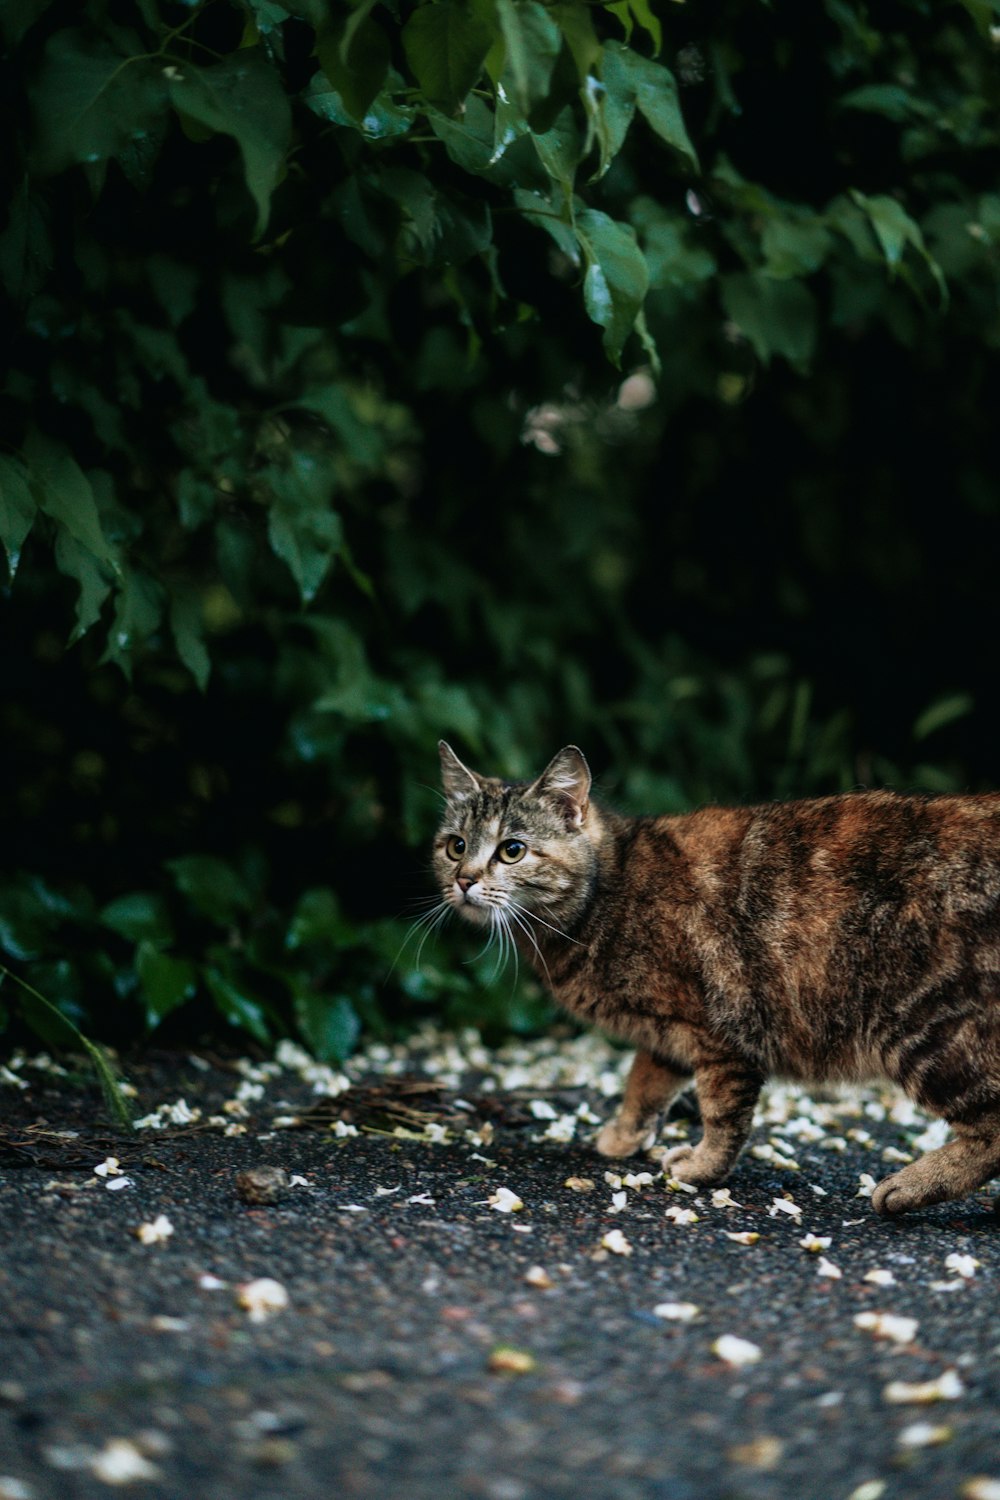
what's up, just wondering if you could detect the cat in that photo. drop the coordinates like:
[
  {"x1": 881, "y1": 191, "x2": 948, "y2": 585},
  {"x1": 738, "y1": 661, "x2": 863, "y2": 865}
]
[{"x1": 432, "y1": 740, "x2": 1000, "y2": 1214}]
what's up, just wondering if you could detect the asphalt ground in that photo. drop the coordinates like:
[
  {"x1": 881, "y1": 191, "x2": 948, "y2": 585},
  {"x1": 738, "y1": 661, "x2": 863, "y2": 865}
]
[{"x1": 0, "y1": 1034, "x2": 997, "y2": 1500}]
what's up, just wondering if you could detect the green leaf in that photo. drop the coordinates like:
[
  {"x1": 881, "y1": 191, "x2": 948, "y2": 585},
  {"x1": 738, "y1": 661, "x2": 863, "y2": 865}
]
[
  {"x1": 914, "y1": 693, "x2": 974, "y2": 741},
  {"x1": 102, "y1": 568, "x2": 163, "y2": 675},
  {"x1": 28, "y1": 29, "x2": 169, "y2": 177},
  {"x1": 54, "y1": 531, "x2": 113, "y2": 643},
  {"x1": 839, "y1": 84, "x2": 932, "y2": 123},
  {"x1": 170, "y1": 587, "x2": 211, "y2": 690},
  {"x1": 496, "y1": 0, "x2": 562, "y2": 117},
  {"x1": 531, "y1": 106, "x2": 581, "y2": 196},
  {"x1": 601, "y1": 42, "x2": 698, "y2": 172},
  {"x1": 760, "y1": 218, "x2": 833, "y2": 279},
  {"x1": 851, "y1": 190, "x2": 948, "y2": 303},
  {"x1": 205, "y1": 969, "x2": 271, "y2": 1044},
  {"x1": 0, "y1": 455, "x2": 36, "y2": 579},
  {"x1": 287, "y1": 887, "x2": 356, "y2": 949},
  {"x1": 550, "y1": 3, "x2": 601, "y2": 79},
  {"x1": 0, "y1": 962, "x2": 133, "y2": 1129},
  {"x1": 294, "y1": 990, "x2": 360, "y2": 1062},
  {"x1": 721, "y1": 272, "x2": 818, "y2": 370},
  {"x1": 136, "y1": 941, "x2": 196, "y2": 1027},
  {"x1": 0, "y1": 0, "x2": 53, "y2": 48},
  {"x1": 576, "y1": 207, "x2": 649, "y2": 365},
  {"x1": 24, "y1": 430, "x2": 117, "y2": 567},
  {"x1": 166, "y1": 51, "x2": 292, "y2": 236},
  {"x1": 316, "y1": 17, "x2": 390, "y2": 122},
  {"x1": 401, "y1": 1, "x2": 493, "y2": 111},
  {"x1": 264, "y1": 459, "x2": 343, "y2": 604},
  {"x1": 167, "y1": 856, "x2": 255, "y2": 926},
  {"x1": 100, "y1": 892, "x2": 174, "y2": 946},
  {"x1": 626, "y1": 0, "x2": 662, "y2": 53}
]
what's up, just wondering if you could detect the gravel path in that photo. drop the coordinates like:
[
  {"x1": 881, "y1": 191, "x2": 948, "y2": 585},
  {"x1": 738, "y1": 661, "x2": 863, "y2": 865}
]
[{"x1": 0, "y1": 1034, "x2": 998, "y2": 1500}]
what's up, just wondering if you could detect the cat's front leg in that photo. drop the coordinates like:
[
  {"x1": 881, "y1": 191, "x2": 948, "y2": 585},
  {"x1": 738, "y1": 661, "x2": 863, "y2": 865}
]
[
  {"x1": 595, "y1": 1050, "x2": 692, "y2": 1158},
  {"x1": 655, "y1": 1058, "x2": 764, "y2": 1186}
]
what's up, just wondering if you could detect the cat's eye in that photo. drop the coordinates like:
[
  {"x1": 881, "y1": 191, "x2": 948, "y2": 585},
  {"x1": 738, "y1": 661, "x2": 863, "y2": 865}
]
[
  {"x1": 445, "y1": 835, "x2": 466, "y2": 861},
  {"x1": 497, "y1": 839, "x2": 527, "y2": 864}
]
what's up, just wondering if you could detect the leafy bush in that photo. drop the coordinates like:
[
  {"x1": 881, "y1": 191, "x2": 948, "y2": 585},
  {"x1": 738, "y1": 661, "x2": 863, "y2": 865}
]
[{"x1": 2, "y1": 0, "x2": 999, "y2": 1056}]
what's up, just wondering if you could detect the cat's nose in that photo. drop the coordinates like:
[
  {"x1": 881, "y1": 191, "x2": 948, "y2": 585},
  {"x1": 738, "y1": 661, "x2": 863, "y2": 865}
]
[{"x1": 456, "y1": 876, "x2": 474, "y2": 894}]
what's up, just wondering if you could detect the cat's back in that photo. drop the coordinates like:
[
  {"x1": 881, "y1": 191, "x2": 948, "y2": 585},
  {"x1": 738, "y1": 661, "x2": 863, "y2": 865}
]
[{"x1": 658, "y1": 786, "x2": 1000, "y2": 911}]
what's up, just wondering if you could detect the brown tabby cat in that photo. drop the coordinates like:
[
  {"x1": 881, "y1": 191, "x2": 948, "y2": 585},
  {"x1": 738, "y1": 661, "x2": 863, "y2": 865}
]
[{"x1": 433, "y1": 741, "x2": 1000, "y2": 1214}]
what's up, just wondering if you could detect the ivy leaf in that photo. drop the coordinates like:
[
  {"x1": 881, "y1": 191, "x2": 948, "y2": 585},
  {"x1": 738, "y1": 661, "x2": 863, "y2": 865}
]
[
  {"x1": 601, "y1": 42, "x2": 698, "y2": 172},
  {"x1": 550, "y1": 3, "x2": 601, "y2": 80},
  {"x1": 532, "y1": 106, "x2": 582, "y2": 197},
  {"x1": 721, "y1": 271, "x2": 818, "y2": 370},
  {"x1": 0, "y1": 455, "x2": 36, "y2": 579},
  {"x1": 166, "y1": 51, "x2": 292, "y2": 236},
  {"x1": 170, "y1": 587, "x2": 211, "y2": 690},
  {"x1": 401, "y1": 1, "x2": 493, "y2": 112},
  {"x1": 24, "y1": 430, "x2": 118, "y2": 568},
  {"x1": 29, "y1": 28, "x2": 169, "y2": 176},
  {"x1": 136, "y1": 941, "x2": 196, "y2": 1028},
  {"x1": 102, "y1": 568, "x2": 163, "y2": 677},
  {"x1": 316, "y1": 17, "x2": 390, "y2": 122},
  {"x1": 167, "y1": 855, "x2": 254, "y2": 926},
  {"x1": 294, "y1": 990, "x2": 360, "y2": 1062},
  {"x1": 576, "y1": 208, "x2": 649, "y2": 365},
  {"x1": 264, "y1": 459, "x2": 343, "y2": 604},
  {"x1": 496, "y1": 0, "x2": 562, "y2": 118},
  {"x1": 204, "y1": 969, "x2": 271, "y2": 1043},
  {"x1": 625, "y1": 0, "x2": 662, "y2": 54},
  {"x1": 851, "y1": 191, "x2": 947, "y2": 304},
  {"x1": 761, "y1": 218, "x2": 833, "y2": 279},
  {"x1": 54, "y1": 530, "x2": 114, "y2": 643},
  {"x1": 100, "y1": 892, "x2": 174, "y2": 946}
]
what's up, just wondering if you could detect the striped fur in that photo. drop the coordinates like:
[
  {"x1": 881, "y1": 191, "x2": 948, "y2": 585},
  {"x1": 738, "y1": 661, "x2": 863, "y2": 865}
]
[{"x1": 434, "y1": 742, "x2": 1000, "y2": 1214}]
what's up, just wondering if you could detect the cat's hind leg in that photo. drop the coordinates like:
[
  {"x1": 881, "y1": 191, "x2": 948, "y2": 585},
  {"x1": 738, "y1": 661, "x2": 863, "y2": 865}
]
[
  {"x1": 655, "y1": 1058, "x2": 764, "y2": 1186},
  {"x1": 595, "y1": 1051, "x2": 691, "y2": 1158},
  {"x1": 871, "y1": 1111, "x2": 1000, "y2": 1215}
]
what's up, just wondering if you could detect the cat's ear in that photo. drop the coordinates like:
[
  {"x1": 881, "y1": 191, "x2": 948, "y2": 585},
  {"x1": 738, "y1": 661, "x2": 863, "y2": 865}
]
[
  {"x1": 532, "y1": 746, "x2": 591, "y2": 828},
  {"x1": 439, "y1": 740, "x2": 481, "y2": 804}
]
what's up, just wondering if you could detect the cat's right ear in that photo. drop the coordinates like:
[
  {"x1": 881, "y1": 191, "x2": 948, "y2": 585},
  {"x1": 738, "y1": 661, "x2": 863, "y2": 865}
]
[
  {"x1": 438, "y1": 740, "x2": 481, "y2": 804},
  {"x1": 532, "y1": 746, "x2": 591, "y2": 828}
]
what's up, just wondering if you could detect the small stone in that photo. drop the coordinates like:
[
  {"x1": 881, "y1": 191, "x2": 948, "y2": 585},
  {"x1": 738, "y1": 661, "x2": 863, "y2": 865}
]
[
  {"x1": 235, "y1": 1167, "x2": 290, "y2": 1205},
  {"x1": 563, "y1": 1177, "x2": 595, "y2": 1192},
  {"x1": 712, "y1": 1334, "x2": 762, "y2": 1367},
  {"x1": 237, "y1": 1279, "x2": 289, "y2": 1321},
  {"x1": 961, "y1": 1481, "x2": 1000, "y2": 1500},
  {"x1": 896, "y1": 1421, "x2": 953, "y2": 1449},
  {"x1": 883, "y1": 1370, "x2": 964, "y2": 1405},
  {"x1": 89, "y1": 1438, "x2": 159, "y2": 1484},
  {"x1": 854, "y1": 1312, "x2": 918, "y2": 1345},
  {"x1": 488, "y1": 1346, "x2": 536, "y2": 1375},
  {"x1": 727, "y1": 1436, "x2": 783, "y2": 1470}
]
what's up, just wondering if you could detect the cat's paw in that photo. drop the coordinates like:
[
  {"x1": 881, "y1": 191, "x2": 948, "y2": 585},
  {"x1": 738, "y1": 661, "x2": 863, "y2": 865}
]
[
  {"x1": 871, "y1": 1171, "x2": 919, "y2": 1216},
  {"x1": 653, "y1": 1143, "x2": 724, "y2": 1187},
  {"x1": 871, "y1": 1166, "x2": 947, "y2": 1216},
  {"x1": 594, "y1": 1119, "x2": 655, "y2": 1158}
]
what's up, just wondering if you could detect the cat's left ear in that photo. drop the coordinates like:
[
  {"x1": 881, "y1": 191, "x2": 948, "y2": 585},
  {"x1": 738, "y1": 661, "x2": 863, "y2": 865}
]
[
  {"x1": 532, "y1": 746, "x2": 591, "y2": 828},
  {"x1": 439, "y1": 740, "x2": 481, "y2": 804}
]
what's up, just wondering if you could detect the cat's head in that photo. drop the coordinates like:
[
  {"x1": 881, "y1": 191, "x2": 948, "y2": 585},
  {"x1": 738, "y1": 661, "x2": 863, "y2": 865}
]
[{"x1": 433, "y1": 742, "x2": 599, "y2": 935}]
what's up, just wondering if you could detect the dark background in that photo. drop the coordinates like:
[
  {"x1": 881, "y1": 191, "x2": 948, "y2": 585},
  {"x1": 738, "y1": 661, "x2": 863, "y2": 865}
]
[{"x1": 2, "y1": 0, "x2": 999, "y2": 1057}]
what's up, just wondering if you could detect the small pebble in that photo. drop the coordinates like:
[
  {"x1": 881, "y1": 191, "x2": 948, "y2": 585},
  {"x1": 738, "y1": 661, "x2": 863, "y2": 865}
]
[{"x1": 235, "y1": 1167, "x2": 290, "y2": 1205}]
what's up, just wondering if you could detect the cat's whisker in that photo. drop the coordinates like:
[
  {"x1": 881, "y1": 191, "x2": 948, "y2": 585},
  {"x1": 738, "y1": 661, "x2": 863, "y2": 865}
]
[
  {"x1": 413, "y1": 904, "x2": 452, "y2": 972},
  {"x1": 505, "y1": 903, "x2": 552, "y2": 987},
  {"x1": 385, "y1": 901, "x2": 452, "y2": 981},
  {"x1": 498, "y1": 906, "x2": 520, "y2": 993},
  {"x1": 506, "y1": 898, "x2": 585, "y2": 948}
]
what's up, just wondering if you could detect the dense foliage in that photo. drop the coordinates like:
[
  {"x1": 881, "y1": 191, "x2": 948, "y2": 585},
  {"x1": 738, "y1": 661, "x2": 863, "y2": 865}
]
[{"x1": 2, "y1": 0, "x2": 1000, "y2": 1058}]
